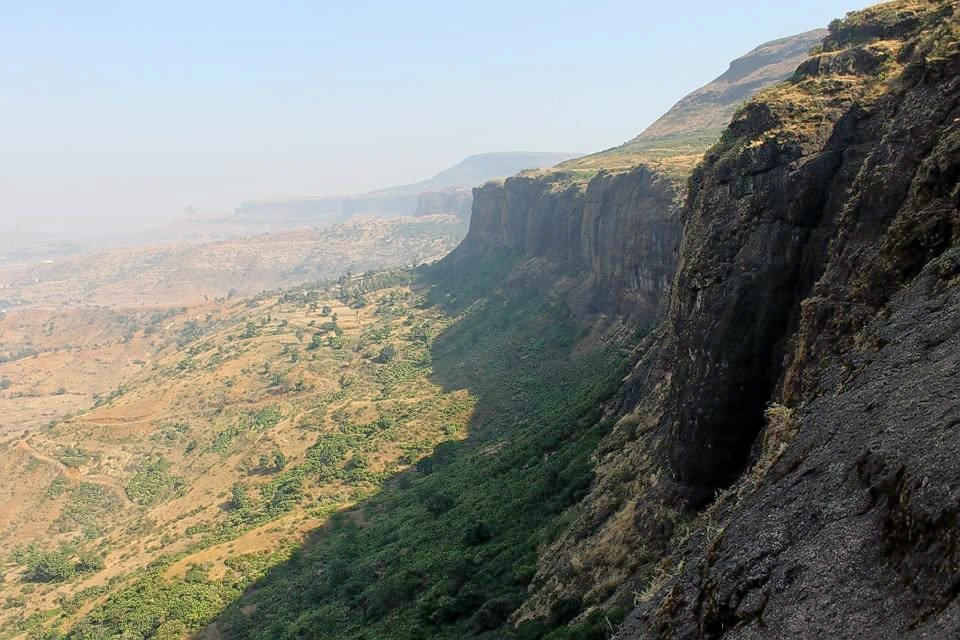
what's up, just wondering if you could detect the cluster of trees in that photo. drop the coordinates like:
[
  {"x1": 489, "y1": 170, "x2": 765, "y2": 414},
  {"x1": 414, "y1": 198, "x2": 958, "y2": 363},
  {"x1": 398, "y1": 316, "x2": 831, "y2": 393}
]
[
  {"x1": 12, "y1": 544, "x2": 105, "y2": 583},
  {"x1": 125, "y1": 457, "x2": 186, "y2": 506}
]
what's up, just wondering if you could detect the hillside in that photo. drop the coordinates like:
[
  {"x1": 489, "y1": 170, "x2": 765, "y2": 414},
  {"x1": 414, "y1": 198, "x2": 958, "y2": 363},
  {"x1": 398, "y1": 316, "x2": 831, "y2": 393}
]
[
  {"x1": 4, "y1": 2, "x2": 959, "y2": 640},
  {"x1": 0, "y1": 272, "x2": 481, "y2": 638},
  {"x1": 543, "y1": 29, "x2": 825, "y2": 179}
]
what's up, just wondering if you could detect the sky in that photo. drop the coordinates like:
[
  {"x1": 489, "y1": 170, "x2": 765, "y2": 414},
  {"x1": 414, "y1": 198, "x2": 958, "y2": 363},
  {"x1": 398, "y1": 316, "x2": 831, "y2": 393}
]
[{"x1": 1, "y1": 0, "x2": 874, "y2": 234}]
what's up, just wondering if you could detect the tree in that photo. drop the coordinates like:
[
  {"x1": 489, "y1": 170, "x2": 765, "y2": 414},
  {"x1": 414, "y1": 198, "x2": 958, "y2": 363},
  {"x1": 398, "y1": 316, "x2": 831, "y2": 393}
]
[
  {"x1": 374, "y1": 345, "x2": 398, "y2": 364},
  {"x1": 26, "y1": 549, "x2": 75, "y2": 582},
  {"x1": 75, "y1": 550, "x2": 105, "y2": 574},
  {"x1": 308, "y1": 332, "x2": 324, "y2": 350},
  {"x1": 230, "y1": 482, "x2": 251, "y2": 510}
]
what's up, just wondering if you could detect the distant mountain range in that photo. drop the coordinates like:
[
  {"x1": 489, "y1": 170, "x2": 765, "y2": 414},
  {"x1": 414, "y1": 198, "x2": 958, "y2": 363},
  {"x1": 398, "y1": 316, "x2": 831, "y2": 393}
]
[{"x1": 232, "y1": 151, "x2": 578, "y2": 226}]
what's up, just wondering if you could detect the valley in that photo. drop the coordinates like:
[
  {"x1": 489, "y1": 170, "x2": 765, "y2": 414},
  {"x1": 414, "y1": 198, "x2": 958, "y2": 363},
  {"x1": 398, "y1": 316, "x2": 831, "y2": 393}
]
[
  {"x1": 0, "y1": 215, "x2": 466, "y2": 311},
  {"x1": 3, "y1": 2, "x2": 959, "y2": 639},
  {"x1": 0, "y1": 270, "x2": 478, "y2": 637}
]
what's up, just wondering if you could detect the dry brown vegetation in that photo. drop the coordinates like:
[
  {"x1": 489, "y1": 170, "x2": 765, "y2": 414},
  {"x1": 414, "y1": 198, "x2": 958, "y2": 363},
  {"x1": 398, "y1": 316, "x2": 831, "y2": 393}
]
[{"x1": 0, "y1": 269, "x2": 475, "y2": 637}]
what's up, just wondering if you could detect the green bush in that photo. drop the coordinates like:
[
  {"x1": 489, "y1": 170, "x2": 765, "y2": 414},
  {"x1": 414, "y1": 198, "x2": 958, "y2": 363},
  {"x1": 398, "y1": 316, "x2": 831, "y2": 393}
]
[{"x1": 125, "y1": 458, "x2": 186, "y2": 506}]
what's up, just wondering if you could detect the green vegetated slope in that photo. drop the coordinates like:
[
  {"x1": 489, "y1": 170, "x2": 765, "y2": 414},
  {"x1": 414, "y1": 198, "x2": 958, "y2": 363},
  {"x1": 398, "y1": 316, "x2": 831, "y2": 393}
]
[
  {"x1": 12, "y1": 6, "x2": 943, "y2": 640},
  {"x1": 0, "y1": 271, "x2": 470, "y2": 639},
  {"x1": 54, "y1": 254, "x2": 630, "y2": 640}
]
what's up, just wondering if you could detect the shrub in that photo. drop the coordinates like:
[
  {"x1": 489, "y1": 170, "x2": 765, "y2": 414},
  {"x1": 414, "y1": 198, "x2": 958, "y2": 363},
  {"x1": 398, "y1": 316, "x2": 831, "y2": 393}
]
[
  {"x1": 125, "y1": 457, "x2": 186, "y2": 506},
  {"x1": 24, "y1": 548, "x2": 75, "y2": 582},
  {"x1": 422, "y1": 491, "x2": 455, "y2": 515},
  {"x1": 374, "y1": 345, "x2": 398, "y2": 364},
  {"x1": 461, "y1": 521, "x2": 493, "y2": 546},
  {"x1": 76, "y1": 551, "x2": 105, "y2": 574}
]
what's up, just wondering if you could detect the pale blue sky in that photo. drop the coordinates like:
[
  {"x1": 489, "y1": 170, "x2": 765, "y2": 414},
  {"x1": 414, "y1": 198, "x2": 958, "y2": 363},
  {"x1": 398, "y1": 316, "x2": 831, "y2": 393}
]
[{"x1": 1, "y1": 0, "x2": 873, "y2": 233}]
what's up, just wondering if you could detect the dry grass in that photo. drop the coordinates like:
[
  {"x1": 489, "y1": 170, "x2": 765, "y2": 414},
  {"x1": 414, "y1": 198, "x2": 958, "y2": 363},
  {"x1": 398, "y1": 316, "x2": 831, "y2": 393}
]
[{"x1": 0, "y1": 281, "x2": 476, "y2": 636}]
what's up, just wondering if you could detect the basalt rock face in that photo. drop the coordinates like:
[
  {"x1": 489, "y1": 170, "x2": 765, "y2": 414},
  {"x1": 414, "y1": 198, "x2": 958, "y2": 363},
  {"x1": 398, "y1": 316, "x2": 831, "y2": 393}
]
[
  {"x1": 447, "y1": 166, "x2": 683, "y2": 324},
  {"x1": 446, "y1": 32, "x2": 832, "y2": 327},
  {"x1": 438, "y1": 5, "x2": 959, "y2": 634},
  {"x1": 600, "y1": 2, "x2": 960, "y2": 637},
  {"x1": 663, "y1": 9, "x2": 960, "y2": 491},
  {"x1": 414, "y1": 188, "x2": 473, "y2": 219}
]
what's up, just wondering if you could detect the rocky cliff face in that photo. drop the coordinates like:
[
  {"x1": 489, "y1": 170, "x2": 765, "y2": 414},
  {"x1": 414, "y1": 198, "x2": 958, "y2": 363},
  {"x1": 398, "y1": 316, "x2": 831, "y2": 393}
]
[
  {"x1": 515, "y1": 1, "x2": 959, "y2": 637},
  {"x1": 446, "y1": 30, "x2": 829, "y2": 327},
  {"x1": 414, "y1": 188, "x2": 473, "y2": 219},
  {"x1": 448, "y1": 166, "x2": 682, "y2": 324},
  {"x1": 613, "y1": 2, "x2": 960, "y2": 636},
  {"x1": 445, "y1": 2, "x2": 960, "y2": 636}
]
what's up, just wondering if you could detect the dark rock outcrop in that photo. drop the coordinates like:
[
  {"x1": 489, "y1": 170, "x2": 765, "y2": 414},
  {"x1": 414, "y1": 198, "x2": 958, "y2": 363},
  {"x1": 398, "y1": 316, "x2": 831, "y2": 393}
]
[
  {"x1": 445, "y1": 2, "x2": 960, "y2": 634},
  {"x1": 597, "y1": 2, "x2": 960, "y2": 637},
  {"x1": 446, "y1": 166, "x2": 682, "y2": 324},
  {"x1": 414, "y1": 188, "x2": 473, "y2": 219}
]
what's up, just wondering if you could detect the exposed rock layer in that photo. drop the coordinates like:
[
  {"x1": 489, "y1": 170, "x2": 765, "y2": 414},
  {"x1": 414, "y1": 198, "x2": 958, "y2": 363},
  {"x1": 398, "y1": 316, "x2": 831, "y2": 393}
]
[
  {"x1": 446, "y1": 2, "x2": 960, "y2": 636},
  {"x1": 615, "y1": 2, "x2": 960, "y2": 636},
  {"x1": 414, "y1": 188, "x2": 473, "y2": 219},
  {"x1": 448, "y1": 166, "x2": 682, "y2": 324}
]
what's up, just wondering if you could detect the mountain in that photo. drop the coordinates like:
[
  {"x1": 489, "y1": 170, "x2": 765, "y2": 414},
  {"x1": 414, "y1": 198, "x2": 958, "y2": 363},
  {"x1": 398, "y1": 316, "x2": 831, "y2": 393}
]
[
  {"x1": 5, "y1": 3, "x2": 959, "y2": 640},
  {"x1": 533, "y1": 28, "x2": 827, "y2": 180},
  {"x1": 236, "y1": 151, "x2": 574, "y2": 225},
  {"x1": 447, "y1": 1, "x2": 960, "y2": 637},
  {"x1": 233, "y1": 151, "x2": 578, "y2": 226},
  {"x1": 210, "y1": 3, "x2": 959, "y2": 638}
]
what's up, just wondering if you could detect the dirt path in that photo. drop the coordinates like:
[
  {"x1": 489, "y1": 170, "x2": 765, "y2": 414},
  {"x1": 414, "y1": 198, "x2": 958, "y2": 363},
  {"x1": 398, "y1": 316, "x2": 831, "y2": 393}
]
[{"x1": 17, "y1": 440, "x2": 135, "y2": 508}]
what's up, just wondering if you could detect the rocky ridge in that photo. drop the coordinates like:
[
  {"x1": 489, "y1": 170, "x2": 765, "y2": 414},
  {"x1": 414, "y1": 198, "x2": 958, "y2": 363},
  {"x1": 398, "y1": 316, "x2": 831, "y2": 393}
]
[{"x1": 445, "y1": 1, "x2": 960, "y2": 635}]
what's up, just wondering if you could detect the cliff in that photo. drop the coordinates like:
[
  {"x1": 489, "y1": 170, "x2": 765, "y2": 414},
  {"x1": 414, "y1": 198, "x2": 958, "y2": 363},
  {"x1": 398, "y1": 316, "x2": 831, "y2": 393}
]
[
  {"x1": 512, "y1": 1, "x2": 960, "y2": 636},
  {"x1": 444, "y1": 30, "x2": 826, "y2": 326},
  {"x1": 449, "y1": 167, "x2": 682, "y2": 324},
  {"x1": 443, "y1": 2, "x2": 960, "y2": 635},
  {"x1": 614, "y1": 2, "x2": 960, "y2": 636},
  {"x1": 414, "y1": 188, "x2": 473, "y2": 219}
]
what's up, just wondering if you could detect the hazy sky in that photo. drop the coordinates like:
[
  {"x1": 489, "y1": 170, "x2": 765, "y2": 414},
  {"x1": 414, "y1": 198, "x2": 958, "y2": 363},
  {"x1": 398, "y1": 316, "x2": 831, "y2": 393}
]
[{"x1": 1, "y1": 0, "x2": 873, "y2": 234}]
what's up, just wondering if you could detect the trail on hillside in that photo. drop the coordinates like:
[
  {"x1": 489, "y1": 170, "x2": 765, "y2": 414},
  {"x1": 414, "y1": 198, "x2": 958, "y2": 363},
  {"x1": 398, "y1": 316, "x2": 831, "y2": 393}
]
[{"x1": 17, "y1": 440, "x2": 135, "y2": 508}]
